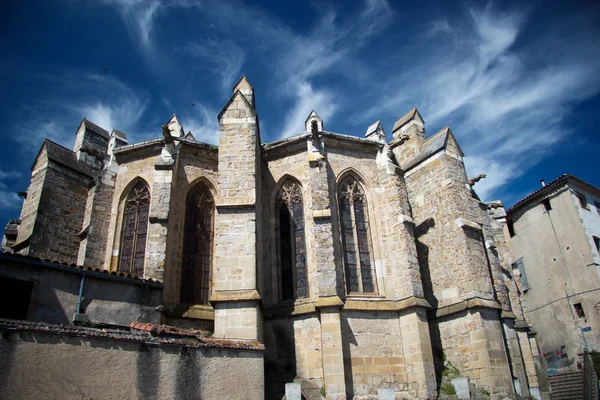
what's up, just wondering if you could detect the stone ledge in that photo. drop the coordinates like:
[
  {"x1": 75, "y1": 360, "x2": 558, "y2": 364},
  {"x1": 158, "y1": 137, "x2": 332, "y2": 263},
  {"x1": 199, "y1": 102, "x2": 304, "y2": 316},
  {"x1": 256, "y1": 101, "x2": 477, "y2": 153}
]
[
  {"x1": 454, "y1": 217, "x2": 482, "y2": 231},
  {"x1": 313, "y1": 209, "x2": 332, "y2": 219},
  {"x1": 215, "y1": 202, "x2": 256, "y2": 210},
  {"x1": 500, "y1": 310, "x2": 518, "y2": 320},
  {"x1": 344, "y1": 296, "x2": 431, "y2": 312},
  {"x1": 308, "y1": 152, "x2": 325, "y2": 163},
  {"x1": 154, "y1": 160, "x2": 174, "y2": 170},
  {"x1": 431, "y1": 298, "x2": 502, "y2": 318},
  {"x1": 315, "y1": 296, "x2": 344, "y2": 309},
  {"x1": 182, "y1": 305, "x2": 215, "y2": 320},
  {"x1": 210, "y1": 289, "x2": 261, "y2": 304},
  {"x1": 263, "y1": 301, "x2": 317, "y2": 319}
]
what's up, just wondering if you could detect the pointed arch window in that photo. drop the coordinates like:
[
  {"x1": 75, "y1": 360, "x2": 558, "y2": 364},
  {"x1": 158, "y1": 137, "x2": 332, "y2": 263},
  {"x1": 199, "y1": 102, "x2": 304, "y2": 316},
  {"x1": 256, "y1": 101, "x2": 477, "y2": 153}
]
[
  {"x1": 339, "y1": 176, "x2": 376, "y2": 294},
  {"x1": 276, "y1": 180, "x2": 308, "y2": 301},
  {"x1": 181, "y1": 182, "x2": 214, "y2": 305},
  {"x1": 119, "y1": 181, "x2": 150, "y2": 276}
]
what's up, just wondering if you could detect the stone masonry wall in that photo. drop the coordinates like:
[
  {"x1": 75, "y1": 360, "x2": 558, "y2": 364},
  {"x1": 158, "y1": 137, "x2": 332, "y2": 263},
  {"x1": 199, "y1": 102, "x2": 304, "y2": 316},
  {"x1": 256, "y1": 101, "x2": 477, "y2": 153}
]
[
  {"x1": 341, "y1": 311, "x2": 407, "y2": 397},
  {"x1": 26, "y1": 160, "x2": 91, "y2": 263},
  {"x1": 0, "y1": 329, "x2": 264, "y2": 400},
  {"x1": 77, "y1": 167, "x2": 117, "y2": 268},
  {"x1": 404, "y1": 153, "x2": 494, "y2": 309},
  {"x1": 435, "y1": 308, "x2": 514, "y2": 396},
  {"x1": 15, "y1": 149, "x2": 47, "y2": 249},
  {"x1": 213, "y1": 90, "x2": 261, "y2": 341}
]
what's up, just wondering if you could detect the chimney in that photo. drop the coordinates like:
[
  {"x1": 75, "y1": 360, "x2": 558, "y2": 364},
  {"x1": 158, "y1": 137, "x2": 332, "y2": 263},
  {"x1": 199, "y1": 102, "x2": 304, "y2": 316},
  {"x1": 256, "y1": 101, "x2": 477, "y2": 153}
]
[{"x1": 540, "y1": 180, "x2": 546, "y2": 187}]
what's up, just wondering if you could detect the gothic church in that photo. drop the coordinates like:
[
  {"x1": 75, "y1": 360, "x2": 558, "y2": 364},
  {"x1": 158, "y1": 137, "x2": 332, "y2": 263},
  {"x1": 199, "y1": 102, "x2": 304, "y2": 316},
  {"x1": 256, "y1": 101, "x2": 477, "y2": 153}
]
[{"x1": 3, "y1": 76, "x2": 542, "y2": 399}]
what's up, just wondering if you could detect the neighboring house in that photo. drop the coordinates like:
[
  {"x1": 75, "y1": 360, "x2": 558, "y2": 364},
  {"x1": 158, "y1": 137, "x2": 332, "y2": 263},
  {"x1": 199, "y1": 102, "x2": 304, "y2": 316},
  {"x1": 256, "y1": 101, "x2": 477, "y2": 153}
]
[
  {"x1": 507, "y1": 175, "x2": 600, "y2": 373},
  {"x1": 1, "y1": 75, "x2": 543, "y2": 399}
]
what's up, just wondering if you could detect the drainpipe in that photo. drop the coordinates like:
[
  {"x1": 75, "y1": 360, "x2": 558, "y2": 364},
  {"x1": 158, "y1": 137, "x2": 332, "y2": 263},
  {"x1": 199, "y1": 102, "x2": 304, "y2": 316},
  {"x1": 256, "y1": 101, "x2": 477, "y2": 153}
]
[{"x1": 73, "y1": 272, "x2": 90, "y2": 323}]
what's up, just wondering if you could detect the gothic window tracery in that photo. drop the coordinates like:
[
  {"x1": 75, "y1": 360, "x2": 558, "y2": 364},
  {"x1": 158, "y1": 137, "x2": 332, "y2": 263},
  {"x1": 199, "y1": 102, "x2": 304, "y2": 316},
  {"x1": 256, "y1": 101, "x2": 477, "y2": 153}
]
[
  {"x1": 119, "y1": 181, "x2": 150, "y2": 276},
  {"x1": 181, "y1": 182, "x2": 214, "y2": 305},
  {"x1": 276, "y1": 180, "x2": 308, "y2": 301},
  {"x1": 339, "y1": 175, "x2": 376, "y2": 294}
]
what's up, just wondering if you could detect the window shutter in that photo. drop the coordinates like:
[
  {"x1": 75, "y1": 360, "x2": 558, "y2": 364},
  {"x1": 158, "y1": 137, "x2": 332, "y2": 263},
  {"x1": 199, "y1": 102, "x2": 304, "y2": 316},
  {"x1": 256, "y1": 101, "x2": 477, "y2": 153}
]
[{"x1": 516, "y1": 258, "x2": 529, "y2": 292}]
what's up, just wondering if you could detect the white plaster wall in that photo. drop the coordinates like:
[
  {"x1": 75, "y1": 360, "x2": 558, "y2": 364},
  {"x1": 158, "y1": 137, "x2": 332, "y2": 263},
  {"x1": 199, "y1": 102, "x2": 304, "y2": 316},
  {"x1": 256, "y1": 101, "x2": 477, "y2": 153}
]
[{"x1": 570, "y1": 183, "x2": 600, "y2": 272}]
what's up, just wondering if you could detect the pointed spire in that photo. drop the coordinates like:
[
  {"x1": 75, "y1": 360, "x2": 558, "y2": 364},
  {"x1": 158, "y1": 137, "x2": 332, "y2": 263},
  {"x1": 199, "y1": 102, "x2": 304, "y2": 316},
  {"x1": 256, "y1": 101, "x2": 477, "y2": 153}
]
[
  {"x1": 392, "y1": 107, "x2": 424, "y2": 135},
  {"x1": 305, "y1": 110, "x2": 323, "y2": 132},
  {"x1": 165, "y1": 114, "x2": 184, "y2": 138},
  {"x1": 233, "y1": 75, "x2": 255, "y2": 109},
  {"x1": 365, "y1": 121, "x2": 386, "y2": 143},
  {"x1": 184, "y1": 131, "x2": 196, "y2": 141}
]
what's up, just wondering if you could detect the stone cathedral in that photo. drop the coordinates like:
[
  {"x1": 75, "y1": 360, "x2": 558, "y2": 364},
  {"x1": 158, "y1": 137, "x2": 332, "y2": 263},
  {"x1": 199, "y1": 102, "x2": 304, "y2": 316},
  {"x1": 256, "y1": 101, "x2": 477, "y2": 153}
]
[{"x1": 3, "y1": 76, "x2": 542, "y2": 399}]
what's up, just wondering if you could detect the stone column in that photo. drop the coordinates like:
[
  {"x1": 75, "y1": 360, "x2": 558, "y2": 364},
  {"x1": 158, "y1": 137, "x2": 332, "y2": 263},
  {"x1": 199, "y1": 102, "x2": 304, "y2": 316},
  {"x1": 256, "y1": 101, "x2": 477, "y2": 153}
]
[
  {"x1": 398, "y1": 308, "x2": 437, "y2": 399},
  {"x1": 502, "y1": 320, "x2": 529, "y2": 397},
  {"x1": 518, "y1": 331, "x2": 540, "y2": 397},
  {"x1": 306, "y1": 118, "x2": 346, "y2": 398},
  {"x1": 145, "y1": 159, "x2": 173, "y2": 281},
  {"x1": 212, "y1": 80, "x2": 262, "y2": 341},
  {"x1": 319, "y1": 306, "x2": 346, "y2": 400}
]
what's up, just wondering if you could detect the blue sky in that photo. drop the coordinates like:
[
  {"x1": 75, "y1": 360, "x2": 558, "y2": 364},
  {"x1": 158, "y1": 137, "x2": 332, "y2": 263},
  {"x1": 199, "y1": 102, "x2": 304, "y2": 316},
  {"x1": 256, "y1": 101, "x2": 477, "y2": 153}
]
[{"x1": 1, "y1": 0, "x2": 599, "y2": 227}]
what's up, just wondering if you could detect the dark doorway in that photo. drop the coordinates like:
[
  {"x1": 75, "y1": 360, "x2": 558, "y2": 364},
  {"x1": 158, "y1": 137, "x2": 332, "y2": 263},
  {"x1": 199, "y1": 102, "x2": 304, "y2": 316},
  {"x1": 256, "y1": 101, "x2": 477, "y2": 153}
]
[{"x1": 0, "y1": 277, "x2": 33, "y2": 320}]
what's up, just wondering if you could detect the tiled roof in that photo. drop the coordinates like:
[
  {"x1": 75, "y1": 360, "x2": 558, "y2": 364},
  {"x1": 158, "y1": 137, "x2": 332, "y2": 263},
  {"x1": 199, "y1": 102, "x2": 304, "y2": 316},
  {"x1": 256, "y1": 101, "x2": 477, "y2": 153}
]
[
  {"x1": 34, "y1": 139, "x2": 96, "y2": 177},
  {"x1": 0, "y1": 253, "x2": 163, "y2": 286},
  {"x1": 0, "y1": 318, "x2": 264, "y2": 351},
  {"x1": 402, "y1": 127, "x2": 449, "y2": 171},
  {"x1": 82, "y1": 118, "x2": 110, "y2": 139},
  {"x1": 111, "y1": 129, "x2": 128, "y2": 142},
  {"x1": 392, "y1": 107, "x2": 422, "y2": 133},
  {"x1": 507, "y1": 174, "x2": 600, "y2": 214},
  {"x1": 263, "y1": 131, "x2": 381, "y2": 150}
]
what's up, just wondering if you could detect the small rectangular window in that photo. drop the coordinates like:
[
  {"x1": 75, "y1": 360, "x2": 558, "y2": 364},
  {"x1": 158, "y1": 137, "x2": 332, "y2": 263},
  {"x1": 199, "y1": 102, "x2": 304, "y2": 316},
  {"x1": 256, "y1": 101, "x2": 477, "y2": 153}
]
[
  {"x1": 574, "y1": 303, "x2": 585, "y2": 319},
  {"x1": 594, "y1": 236, "x2": 600, "y2": 253},
  {"x1": 507, "y1": 220, "x2": 516, "y2": 237},
  {"x1": 576, "y1": 192, "x2": 589, "y2": 210},
  {"x1": 542, "y1": 198, "x2": 552, "y2": 211}
]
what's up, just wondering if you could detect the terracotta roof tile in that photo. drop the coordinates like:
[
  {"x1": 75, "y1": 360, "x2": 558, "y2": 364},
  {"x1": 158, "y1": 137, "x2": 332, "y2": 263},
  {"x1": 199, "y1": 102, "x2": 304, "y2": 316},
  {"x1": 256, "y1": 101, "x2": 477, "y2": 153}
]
[
  {"x1": 0, "y1": 318, "x2": 264, "y2": 351},
  {"x1": 507, "y1": 174, "x2": 600, "y2": 214},
  {"x1": 0, "y1": 253, "x2": 163, "y2": 286}
]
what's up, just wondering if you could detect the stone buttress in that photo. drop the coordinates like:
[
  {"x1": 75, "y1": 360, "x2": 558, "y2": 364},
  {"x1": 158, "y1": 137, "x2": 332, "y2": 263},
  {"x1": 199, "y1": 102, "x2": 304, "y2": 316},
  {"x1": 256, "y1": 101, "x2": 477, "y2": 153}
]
[
  {"x1": 212, "y1": 76, "x2": 263, "y2": 340},
  {"x1": 390, "y1": 108, "x2": 516, "y2": 397}
]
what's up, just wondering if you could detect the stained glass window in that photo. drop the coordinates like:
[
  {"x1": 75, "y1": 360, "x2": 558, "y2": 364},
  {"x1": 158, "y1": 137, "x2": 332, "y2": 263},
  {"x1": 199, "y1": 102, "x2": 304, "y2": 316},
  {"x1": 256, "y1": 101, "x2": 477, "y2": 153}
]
[
  {"x1": 119, "y1": 181, "x2": 150, "y2": 277},
  {"x1": 181, "y1": 182, "x2": 214, "y2": 305},
  {"x1": 276, "y1": 180, "x2": 308, "y2": 301},
  {"x1": 339, "y1": 176, "x2": 376, "y2": 293}
]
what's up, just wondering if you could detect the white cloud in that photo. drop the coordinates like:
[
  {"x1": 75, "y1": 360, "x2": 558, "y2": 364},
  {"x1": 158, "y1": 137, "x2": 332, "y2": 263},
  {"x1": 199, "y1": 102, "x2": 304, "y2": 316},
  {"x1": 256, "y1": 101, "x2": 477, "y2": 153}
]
[
  {"x1": 182, "y1": 39, "x2": 246, "y2": 91},
  {"x1": 181, "y1": 104, "x2": 219, "y2": 145},
  {"x1": 10, "y1": 72, "x2": 148, "y2": 152},
  {"x1": 362, "y1": 4, "x2": 600, "y2": 200},
  {"x1": 0, "y1": 171, "x2": 23, "y2": 211}
]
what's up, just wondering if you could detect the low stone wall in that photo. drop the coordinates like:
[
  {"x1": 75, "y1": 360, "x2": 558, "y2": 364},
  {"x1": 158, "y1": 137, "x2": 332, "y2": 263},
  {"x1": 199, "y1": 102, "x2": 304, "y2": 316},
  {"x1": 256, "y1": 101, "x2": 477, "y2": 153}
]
[{"x1": 0, "y1": 320, "x2": 264, "y2": 400}]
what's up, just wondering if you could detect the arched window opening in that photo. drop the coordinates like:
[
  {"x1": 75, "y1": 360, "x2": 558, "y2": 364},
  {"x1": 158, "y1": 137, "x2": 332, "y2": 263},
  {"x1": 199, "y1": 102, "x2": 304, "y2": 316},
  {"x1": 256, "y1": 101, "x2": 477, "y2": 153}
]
[
  {"x1": 339, "y1": 176, "x2": 376, "y2": 294},
  {"x1": 119, "y1": 181, "x2": 150, "y2": 276},
  {"x1": 276, "y1": 180, "x2": 308, "y2": 301},
  {"x1": 181, "y1": 182, "x2": 214, "y2": 305}
]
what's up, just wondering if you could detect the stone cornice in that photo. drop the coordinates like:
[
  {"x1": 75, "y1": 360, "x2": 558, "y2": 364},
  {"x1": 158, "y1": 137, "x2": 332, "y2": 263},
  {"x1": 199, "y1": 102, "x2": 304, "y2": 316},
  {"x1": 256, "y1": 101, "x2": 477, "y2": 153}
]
[
  {"x1": 209, "y1": 289, "x2": 261, "y2": 304},
  {"x1": 430, "y1": 297, "x2": 502, "y2": 319},
  {"x1": 344, "y1": 296, "x2": 431, "y2": 312}
]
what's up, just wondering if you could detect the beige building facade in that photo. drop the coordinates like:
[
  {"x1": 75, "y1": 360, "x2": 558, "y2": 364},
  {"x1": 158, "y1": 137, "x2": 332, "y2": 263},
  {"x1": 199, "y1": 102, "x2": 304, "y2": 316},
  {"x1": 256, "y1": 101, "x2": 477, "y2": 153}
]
[
  {"x1": 3, "y1": 76, "x2": 542, "y2": 399},
  {"x1": 507, "y1": 175, "x2": 600, "y2": 374}
]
